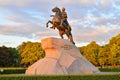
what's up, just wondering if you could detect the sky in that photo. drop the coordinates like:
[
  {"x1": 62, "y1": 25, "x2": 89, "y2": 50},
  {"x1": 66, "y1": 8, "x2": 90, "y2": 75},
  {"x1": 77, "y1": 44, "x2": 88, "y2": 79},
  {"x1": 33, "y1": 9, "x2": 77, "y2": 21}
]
[{"x1": 0, "y1": 0, "x2": 120, "y2": 47}]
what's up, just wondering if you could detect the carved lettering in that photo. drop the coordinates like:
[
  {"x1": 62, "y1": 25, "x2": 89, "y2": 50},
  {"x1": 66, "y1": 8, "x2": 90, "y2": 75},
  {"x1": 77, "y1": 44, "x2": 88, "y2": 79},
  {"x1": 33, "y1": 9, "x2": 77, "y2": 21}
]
[{"x1": 61, "y1": 45, "x2": 73, "y2": 50}]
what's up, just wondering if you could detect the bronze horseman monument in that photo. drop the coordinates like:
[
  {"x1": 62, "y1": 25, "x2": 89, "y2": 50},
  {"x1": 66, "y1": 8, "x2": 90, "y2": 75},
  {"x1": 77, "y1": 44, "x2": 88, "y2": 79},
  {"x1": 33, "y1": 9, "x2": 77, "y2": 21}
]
[
  {"x1": 46, "y1": 7, "x2": 75, "y2": 44},
  {"x1": 25, "y1": 7, "x2": 100, "y2": 75}
]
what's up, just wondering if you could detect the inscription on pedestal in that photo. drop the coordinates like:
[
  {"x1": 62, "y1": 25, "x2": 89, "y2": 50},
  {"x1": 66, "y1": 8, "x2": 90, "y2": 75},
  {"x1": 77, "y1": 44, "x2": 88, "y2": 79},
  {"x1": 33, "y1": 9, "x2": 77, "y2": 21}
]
[{"x1": 61, "y1": 45, "x2": 73, "y2": 50}]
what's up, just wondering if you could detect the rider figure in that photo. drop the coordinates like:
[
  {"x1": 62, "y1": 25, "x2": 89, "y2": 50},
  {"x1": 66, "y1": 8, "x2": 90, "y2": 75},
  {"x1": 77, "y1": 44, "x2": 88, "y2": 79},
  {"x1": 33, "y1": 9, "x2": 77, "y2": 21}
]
[
  {"x1": 50, "y1": 7, "x2": 69, "y2": 30},
  {"x1": 60, "y1": 7, "x2": 68, "y2": 29}
]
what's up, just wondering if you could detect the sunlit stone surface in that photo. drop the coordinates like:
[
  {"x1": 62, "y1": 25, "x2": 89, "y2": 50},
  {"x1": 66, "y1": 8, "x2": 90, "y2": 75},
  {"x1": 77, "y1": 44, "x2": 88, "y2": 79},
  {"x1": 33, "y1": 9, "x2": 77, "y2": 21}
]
[{"x1": 26, "y1": 37, "x2": 100, "y2": 75}]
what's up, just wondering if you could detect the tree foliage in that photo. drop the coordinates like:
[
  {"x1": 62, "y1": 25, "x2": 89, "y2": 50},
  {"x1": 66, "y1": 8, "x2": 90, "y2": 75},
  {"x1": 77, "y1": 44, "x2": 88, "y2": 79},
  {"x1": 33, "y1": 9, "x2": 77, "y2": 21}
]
[
  {"x1": 0, "y1": 46, "x2": 20, "y2": 67},
  {"x1": 9, "y1": 47, "x2": 21, "y2": 66},
  {"x1": 80, "y1": 34, "x2": 120, "y2": 67},
  {"x1": 0, "y1": 46, "x2": 10, "y2": 67},
  {"x1": 109, "y1": 34, "x2": 120, "y2": 66},
  {"x1": 98, "y1": 45, "x2": 111, "y2": 67},
  {"x1": 1, "y1": 34, "x2": 120, "y2": 67},
  {"x1": 80, "y1": 41, "x2": 100, "y2": 66},
  {"x1": 17, "y1": 41, "x2": 45, "y2": 67}
]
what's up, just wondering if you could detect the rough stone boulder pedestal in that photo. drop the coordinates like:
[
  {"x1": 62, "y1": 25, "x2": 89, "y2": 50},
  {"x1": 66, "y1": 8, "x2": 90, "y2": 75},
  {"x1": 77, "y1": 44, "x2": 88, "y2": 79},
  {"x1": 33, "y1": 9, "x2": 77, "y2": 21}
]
[{"x1": 25, "y1": 37, "x2": 100, "y2": 75}]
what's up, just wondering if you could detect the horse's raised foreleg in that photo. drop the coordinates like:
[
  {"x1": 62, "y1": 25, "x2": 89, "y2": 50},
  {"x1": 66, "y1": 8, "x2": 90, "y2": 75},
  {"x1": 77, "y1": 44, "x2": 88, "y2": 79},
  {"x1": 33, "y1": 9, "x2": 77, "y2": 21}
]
[{"x1": 46, "y1": 20, "x2": 53, "y2": 28}]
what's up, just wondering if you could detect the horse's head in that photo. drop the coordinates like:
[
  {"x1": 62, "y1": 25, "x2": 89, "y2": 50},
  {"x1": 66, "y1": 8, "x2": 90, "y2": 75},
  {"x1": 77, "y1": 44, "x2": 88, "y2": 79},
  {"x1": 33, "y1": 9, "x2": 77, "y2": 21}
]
[
  {"x1": 52, "y1": 7, "x2": 61, "y2": 13},
  {"x1": 51, "y1": 7, "x2": 61, "y2": 25}
]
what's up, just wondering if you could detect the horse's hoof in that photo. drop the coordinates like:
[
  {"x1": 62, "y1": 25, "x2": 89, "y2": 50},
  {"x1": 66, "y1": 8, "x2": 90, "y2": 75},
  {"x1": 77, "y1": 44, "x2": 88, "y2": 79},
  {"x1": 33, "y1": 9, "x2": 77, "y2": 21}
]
[
  {"x1": 50, "y1": 27, "x2": 53, "y2": 29},
  {"x1": 50, "y1": 27, "x2": 55, "y2": 29}
]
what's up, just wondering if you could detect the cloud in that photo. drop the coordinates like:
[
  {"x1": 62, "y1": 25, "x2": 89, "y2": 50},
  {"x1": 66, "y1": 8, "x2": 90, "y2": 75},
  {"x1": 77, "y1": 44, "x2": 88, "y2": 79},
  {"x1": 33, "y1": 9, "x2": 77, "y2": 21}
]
[
  {"x1": 35, "y1": 29, "x2": 59, "y2": 39},
  {"x1": 0, "y1": 34, "x2": 38, "y2": 47},
  {"x1": 55, "y1": 0, "x2": 96, "y2": 6},
  {"x1": 98, "y1": 0, "x2": 112, "y2": 9},
  {"x1": 0, "y1": 22, "x2": 44, "y2": 38},
  {"x1": 0, "y1": 0, "x2": 120, "y2": 47},
  {"x1": 70, "y1": 18, "x2": 120, "y2": 44},
  {"x1": 0, "y1": 0, "x2": 55, "y2": 11},
  {"x1": 80, "y1": 0, "x2": 95, "y2": 5},
  {"x1": 0, "y1": 0, "x2": 35, "y2": 7}
]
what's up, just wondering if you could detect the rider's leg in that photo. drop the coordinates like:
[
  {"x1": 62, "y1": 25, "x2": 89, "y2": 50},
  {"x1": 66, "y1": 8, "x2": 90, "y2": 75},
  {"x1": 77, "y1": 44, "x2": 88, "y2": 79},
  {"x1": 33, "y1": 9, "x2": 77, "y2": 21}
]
[
  {"x1": 60, "y1": 19, "x2": 63, "y2": 27},
  {"x1": 61, "y1": 19, "x2": 68, "y2": 29}
]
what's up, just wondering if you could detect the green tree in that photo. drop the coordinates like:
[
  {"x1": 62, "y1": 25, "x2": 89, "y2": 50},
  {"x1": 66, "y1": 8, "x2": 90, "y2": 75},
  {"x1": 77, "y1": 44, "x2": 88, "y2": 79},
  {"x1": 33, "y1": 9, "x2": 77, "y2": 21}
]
[
  {"x1": 79, "y1": 46, "x2": 86, "y2": 55},
  {"x1": 109, "y1": 34, "x2": 120, "y2": 67},
  {"x1": 0, "y1": 46, "x2": 11, "y2": 67},
  {"x1": 98, "y1": 45, "x2": 111, "y2": 68},
  {"x1": 79, "y1": 34, "x2": 120, "y2": 67},
  {"x1": 98, "y1": 34, "x2": 120, "y2": 68},
  {"x1": 80, "y1": 41, "x2": 100, "y2": 66},
  {"x1": 18, "y1": 41, "x2": 45, "y2": 67},
  {"x1": 0, "y1": 46, "x2": 21, "y2": 67},
  {"x1": 9, "y1": 47, "x2": 21, "y2": 67}
]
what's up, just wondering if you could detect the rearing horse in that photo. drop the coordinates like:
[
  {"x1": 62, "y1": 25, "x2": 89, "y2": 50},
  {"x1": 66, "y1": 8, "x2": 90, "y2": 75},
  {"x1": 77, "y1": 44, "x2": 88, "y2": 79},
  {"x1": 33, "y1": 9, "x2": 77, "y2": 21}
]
[{"x1": 46, "y1": 7, "x2": 75, "y2": 44}]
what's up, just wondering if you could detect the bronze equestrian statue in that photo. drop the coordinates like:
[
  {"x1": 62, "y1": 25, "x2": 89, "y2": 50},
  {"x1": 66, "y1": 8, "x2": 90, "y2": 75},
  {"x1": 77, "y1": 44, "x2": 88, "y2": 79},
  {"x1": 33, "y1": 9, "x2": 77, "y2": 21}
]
[{"x1": 46, "y1": 7, "x2": 75, "y2": 44}]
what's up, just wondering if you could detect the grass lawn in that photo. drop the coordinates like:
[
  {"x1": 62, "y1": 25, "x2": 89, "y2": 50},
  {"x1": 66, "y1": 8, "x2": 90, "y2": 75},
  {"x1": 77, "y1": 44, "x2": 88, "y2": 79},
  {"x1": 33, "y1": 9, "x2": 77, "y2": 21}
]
[
  {"x1": 0, "y1": 68, "x2": 120, "y2": 80},
  {"x1": 0, "y1": 72, "x2": 120, "y2": 80}
]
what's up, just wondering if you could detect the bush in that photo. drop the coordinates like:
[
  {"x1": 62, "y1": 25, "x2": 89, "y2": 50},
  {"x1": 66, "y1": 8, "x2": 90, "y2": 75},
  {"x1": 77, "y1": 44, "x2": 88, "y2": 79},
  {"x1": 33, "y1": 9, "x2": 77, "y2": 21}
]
[
  {"x1": 99, "y1": 68, "x2": 120, "y2": 72},
  {"x1": 0, "y1": 68, "x2": 25, "y2": 74}
]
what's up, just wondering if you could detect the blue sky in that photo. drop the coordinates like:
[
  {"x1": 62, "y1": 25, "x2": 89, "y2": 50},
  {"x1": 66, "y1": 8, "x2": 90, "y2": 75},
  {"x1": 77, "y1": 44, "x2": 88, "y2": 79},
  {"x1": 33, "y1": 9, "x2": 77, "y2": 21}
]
[{"x1": 0, "y1": 0, "x2": 120, "y2": 47}]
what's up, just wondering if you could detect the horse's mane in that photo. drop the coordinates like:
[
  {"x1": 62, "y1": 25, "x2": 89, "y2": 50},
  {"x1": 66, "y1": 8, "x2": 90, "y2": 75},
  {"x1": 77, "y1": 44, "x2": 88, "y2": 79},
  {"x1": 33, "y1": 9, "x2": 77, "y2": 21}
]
[
  {"x1": 52, "y1": 7, "x2": 61, "y2": 14},
  {"x1": 57, "y1": 7, "x2": 61, "y2": 14}
]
